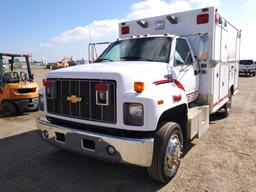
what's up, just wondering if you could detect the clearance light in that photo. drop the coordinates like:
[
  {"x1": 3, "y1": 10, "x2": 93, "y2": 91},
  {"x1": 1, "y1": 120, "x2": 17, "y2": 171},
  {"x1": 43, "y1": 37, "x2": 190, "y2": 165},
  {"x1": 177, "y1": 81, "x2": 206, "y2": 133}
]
[
  {"x1": 134, "y1": 82, "x2": 144, "y2": 93},
  {"x1": 215, "y1": 14, "x2": 219, "y2": 24},
  {"x1": 197, "y1": 13, "x2": 209, "y2": 24},
  {"x1": 173, "y1": 94, "x2": 182, "y2": 102},
  {"x1": 157, "y1": 100, "x2": 164, "y2": 105},
  {"x1": 121, "y1": 26, "x2": 129, "y2": 35}
]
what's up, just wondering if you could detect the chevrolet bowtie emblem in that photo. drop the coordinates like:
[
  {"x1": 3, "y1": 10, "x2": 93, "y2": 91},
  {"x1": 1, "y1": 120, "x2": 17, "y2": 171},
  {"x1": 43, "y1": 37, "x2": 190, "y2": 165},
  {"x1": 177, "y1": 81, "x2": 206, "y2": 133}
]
[{"x1": 66, "y1": 95, "x2": 82, "y2": 103}]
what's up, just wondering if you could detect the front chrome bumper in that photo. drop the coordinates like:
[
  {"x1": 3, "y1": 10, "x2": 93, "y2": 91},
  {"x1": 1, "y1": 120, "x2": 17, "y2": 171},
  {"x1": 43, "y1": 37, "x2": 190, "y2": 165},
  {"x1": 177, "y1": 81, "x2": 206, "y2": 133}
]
[{"x1": 37, "y1": 118, "x2": 154, "y2": 167}]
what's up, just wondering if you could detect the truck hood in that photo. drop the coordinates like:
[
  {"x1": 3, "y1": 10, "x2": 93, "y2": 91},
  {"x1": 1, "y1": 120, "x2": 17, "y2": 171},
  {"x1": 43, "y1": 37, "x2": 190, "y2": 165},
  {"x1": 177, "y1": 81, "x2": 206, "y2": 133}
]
[
  {"x1": 46, "y1": 61, "x2": 168, "y2": 93},
  {"x1": 47, "y1": 61, "x2": 167, "y2": 78}
]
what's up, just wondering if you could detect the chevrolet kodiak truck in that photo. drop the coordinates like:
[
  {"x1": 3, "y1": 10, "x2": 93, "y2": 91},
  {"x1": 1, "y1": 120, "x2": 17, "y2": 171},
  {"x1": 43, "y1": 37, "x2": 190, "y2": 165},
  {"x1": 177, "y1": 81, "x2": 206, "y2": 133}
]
[{"x1": 37, "y1": 7, "x2": 241, "y2": 183}]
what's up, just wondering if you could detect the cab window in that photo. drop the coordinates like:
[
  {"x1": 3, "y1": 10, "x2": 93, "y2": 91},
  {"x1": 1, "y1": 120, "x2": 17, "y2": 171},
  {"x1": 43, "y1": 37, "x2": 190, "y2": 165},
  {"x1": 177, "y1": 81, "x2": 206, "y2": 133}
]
[{"x1": 174, "y1": 38, "x2": 193, "y2": 65}]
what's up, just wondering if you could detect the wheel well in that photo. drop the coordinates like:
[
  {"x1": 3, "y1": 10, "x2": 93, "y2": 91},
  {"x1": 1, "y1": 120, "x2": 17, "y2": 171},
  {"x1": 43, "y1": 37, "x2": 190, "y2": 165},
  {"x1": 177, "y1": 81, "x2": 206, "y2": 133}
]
[{"x1": 157, "y1": 104, "x2": 188, "y2": 139}]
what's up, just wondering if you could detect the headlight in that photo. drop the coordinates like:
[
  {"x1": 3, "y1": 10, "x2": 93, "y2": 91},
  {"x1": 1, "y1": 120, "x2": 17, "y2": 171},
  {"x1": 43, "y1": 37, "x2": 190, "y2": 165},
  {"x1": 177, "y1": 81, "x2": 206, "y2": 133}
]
[
  {"x1": 124, "y1": 103, "x2": 144, "y2": 126},
  {"x1": 39, "y1": 93, "x2": 44, "y2": 111}
]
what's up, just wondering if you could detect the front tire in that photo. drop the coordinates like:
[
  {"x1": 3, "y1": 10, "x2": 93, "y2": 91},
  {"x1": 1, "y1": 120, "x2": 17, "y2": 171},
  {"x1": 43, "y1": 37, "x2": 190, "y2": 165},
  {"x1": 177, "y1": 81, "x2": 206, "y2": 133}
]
[
  {"x1": 2, "y1": 101, "x2": 17, "y2": 117},
  {"x1": 147, "y1": 122, "x2": 183, "y2": 183}
]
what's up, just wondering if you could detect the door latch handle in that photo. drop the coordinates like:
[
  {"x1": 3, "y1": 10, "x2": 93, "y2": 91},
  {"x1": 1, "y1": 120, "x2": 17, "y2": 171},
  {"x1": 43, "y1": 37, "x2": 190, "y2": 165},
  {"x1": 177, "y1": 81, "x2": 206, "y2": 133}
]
[{"x1": 194, "y1": 70, "x2": 200, "y2": 75}]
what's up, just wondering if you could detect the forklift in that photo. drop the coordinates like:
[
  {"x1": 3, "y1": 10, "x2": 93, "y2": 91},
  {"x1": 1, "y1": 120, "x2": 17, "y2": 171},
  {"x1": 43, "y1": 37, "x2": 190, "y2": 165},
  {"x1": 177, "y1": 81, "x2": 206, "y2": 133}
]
[{"x1": 0, "y1": 53, "x2": 39, "y2": 116}]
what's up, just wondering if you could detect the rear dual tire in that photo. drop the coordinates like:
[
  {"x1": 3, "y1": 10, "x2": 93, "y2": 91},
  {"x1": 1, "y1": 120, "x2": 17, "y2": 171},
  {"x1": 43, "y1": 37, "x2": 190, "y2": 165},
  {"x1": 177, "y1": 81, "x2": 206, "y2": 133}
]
[
  {"x1": 221, "y1": 91, "x2": 232, "y2": 118},
  {"x1": 147, "y1": 122, "x2": 183, "y2": 183}
]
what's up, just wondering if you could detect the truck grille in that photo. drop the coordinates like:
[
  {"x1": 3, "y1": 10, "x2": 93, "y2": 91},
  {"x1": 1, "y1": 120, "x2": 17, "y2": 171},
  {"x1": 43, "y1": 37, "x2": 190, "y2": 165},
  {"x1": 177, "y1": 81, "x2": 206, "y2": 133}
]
[{"x1": 46, "y1": 79, "x2": 116, "y2": 123}]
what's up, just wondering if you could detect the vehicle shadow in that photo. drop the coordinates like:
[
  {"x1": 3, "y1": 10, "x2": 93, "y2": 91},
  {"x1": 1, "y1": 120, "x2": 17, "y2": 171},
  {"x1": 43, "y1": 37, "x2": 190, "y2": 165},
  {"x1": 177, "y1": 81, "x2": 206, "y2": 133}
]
[
  {"x1": 209, "y1": 111, "x2": 229, "y2": 122},
  {"x1": 0, "y1": 130, "x2": 165, "y2": 192},
  {"x1": 0, "y1": 111, "x2": 35, "y2": 118},
  {"x1": 239, "y1": 74, "x2": 255, "y2": 78}
]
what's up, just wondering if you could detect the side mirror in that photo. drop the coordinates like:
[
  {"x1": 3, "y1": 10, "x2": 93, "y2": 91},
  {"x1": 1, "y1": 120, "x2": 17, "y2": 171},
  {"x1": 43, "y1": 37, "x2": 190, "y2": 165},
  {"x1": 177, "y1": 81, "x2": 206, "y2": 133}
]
[
  {"x1": 208, "y1": 60, "x2": 218, "y2": 68},
  {"x1": 198, "y1": 34, "x2": 209, "y2": 60}
]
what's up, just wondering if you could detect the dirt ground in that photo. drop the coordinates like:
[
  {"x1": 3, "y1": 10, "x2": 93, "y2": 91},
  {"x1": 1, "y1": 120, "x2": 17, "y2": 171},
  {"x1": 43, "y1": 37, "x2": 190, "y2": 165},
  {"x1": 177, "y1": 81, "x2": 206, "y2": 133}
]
[{"x1": 0, "y1": 69, "x2": 255, "y2": 192}]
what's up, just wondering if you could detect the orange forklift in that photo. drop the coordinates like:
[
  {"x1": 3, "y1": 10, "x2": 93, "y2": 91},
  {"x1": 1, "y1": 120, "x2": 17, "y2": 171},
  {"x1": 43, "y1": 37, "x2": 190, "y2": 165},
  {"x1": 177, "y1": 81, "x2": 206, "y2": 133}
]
[{"x1": 0, "y1": 53, "x2": 39, "y2": 116}]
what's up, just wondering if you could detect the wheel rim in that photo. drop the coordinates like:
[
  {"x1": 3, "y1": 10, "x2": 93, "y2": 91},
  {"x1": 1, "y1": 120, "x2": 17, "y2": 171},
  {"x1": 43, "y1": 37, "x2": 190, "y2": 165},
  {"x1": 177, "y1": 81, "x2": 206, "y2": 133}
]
[{"x1": 164, "y1": 133, "x2": 181, "y2": 177}]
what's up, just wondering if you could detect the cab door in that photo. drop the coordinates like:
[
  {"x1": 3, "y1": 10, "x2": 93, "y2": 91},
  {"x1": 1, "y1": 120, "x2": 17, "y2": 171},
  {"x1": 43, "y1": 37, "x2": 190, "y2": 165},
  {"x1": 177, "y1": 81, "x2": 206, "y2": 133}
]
[{"x1": 172, "y1": 38, "x2": 199, "y2": 103}]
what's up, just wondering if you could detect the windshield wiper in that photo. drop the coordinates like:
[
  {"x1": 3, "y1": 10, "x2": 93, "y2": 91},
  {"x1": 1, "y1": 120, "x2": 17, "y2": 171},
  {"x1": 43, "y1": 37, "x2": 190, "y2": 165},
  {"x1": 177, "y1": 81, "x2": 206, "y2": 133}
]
[
  {"x1": 120, "y1": 56, "x2": 153, "y2": 61},
  {"x1": 96, "y1": 58, "x2": 114, "y2": 62}
]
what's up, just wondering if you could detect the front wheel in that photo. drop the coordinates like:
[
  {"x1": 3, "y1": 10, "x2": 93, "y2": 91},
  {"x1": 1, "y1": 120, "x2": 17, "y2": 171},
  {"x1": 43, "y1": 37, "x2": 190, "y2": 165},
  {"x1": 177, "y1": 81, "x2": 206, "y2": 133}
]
[
  {"x1": 2, "y1": 101, "x2": 17, "y2": 117},
  {"x1": 147, "y1": 122, "x2": 183, "y2": 183}
]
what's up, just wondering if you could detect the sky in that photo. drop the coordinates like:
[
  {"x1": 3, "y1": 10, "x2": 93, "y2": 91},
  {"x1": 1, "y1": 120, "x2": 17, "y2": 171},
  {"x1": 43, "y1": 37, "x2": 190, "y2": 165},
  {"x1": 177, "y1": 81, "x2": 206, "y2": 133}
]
[{"x1": 0, "y1": 0, "x2": 256, "y2": 62}]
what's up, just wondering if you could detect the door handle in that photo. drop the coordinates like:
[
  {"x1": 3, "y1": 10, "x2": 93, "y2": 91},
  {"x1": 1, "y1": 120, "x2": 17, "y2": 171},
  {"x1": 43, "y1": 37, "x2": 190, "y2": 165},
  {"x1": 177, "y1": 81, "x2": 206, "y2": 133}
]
[{"x1": 194, "y1": 70, "x2": 200, "y2": 75}]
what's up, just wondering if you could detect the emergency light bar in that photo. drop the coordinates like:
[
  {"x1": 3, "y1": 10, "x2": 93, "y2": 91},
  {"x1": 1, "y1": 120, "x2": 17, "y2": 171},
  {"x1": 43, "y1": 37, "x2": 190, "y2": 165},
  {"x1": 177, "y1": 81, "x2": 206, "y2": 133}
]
[
  {"x1": 197, "y1": 13, "x2": 209, "y2": 24},
  {"x1": 137, "y1": 20, "x2": 148, "y2": 28},
  {"x1": 121, "y1": 26, "x2": 129, "y2": 35}
]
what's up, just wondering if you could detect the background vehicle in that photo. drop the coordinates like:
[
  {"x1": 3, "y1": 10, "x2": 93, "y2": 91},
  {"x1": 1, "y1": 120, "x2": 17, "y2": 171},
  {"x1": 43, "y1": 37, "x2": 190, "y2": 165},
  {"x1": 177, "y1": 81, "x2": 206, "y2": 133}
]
[
  {"x1": 239, "y1": 59, "x2": 256, "y2": 76},
  {"x1": 0, "y1": 53, "x2": 39, "y2": 116},
  {"x1": 37, "y1": 7, "x2": 241, "y2": 183},
  {"x1": 51, "y1": 56, "x2": 74, "y2": 70}
]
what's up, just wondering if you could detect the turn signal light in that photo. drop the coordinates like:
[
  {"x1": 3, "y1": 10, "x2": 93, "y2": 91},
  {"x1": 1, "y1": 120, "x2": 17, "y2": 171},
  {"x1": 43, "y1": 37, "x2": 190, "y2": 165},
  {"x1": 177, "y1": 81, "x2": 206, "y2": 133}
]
[{"x1": 134, "y1": 82, "x2": 144, "y2": 93}]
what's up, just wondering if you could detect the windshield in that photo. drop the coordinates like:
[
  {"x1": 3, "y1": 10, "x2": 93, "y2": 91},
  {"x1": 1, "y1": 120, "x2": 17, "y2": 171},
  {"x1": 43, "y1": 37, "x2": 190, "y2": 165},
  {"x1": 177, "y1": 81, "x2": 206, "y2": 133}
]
[
  {"x1": 96, "y1": 37, "x2": 172, "y2": 63},
  {"x1": 239, "y1": 60, "x2": 254, "y2": 65}
]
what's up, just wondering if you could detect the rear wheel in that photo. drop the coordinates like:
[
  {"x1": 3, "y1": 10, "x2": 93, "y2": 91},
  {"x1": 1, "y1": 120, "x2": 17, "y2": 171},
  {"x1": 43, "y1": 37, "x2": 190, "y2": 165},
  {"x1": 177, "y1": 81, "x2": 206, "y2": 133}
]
[
  {"x1": 2, "y1": 101, "x2": 17, "y2": 117},
  {"x1": 147, "y1": 122, "x2": 183, "y2": 183},
  {"x1": 222, "y1": 91, "x2": 232, "y2": 117}
]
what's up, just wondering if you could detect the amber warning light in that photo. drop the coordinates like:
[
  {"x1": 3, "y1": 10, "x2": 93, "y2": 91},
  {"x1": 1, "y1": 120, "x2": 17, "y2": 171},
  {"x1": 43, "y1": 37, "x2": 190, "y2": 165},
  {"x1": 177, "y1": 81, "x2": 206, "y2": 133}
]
[{"x1": 134, "y1": 82, "x2": 145, "y2": 93}]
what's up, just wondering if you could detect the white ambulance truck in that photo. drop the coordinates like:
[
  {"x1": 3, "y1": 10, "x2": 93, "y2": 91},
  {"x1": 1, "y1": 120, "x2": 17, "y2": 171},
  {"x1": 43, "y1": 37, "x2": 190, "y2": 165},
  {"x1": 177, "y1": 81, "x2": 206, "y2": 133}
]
[{"x1": 37, "y1": 7, "x2": 241, "y2": 183}]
